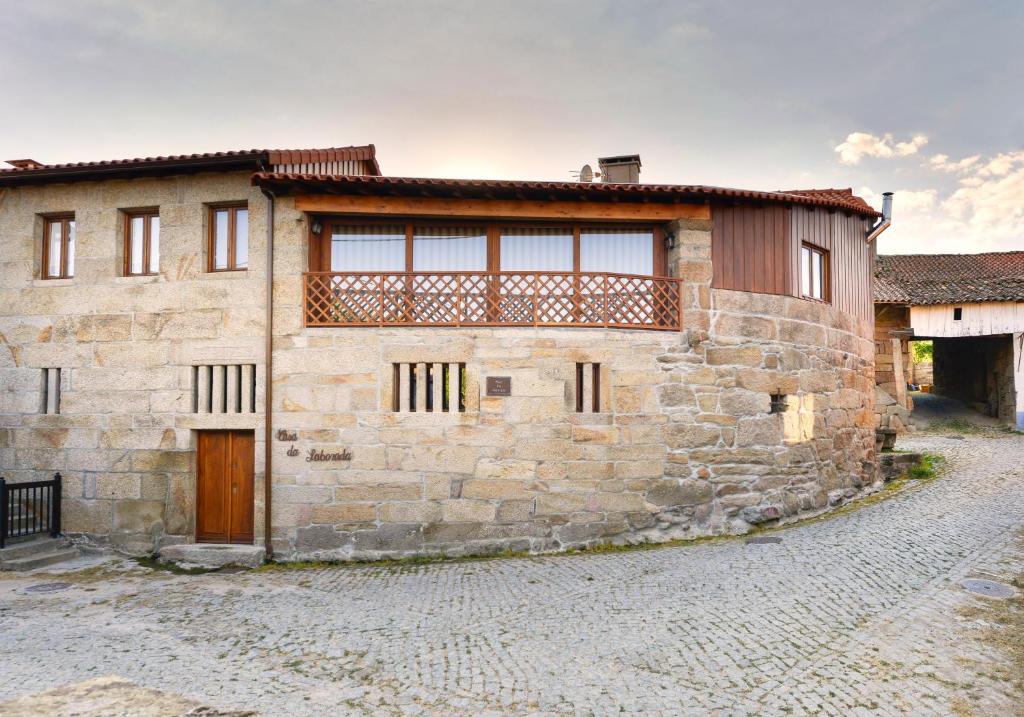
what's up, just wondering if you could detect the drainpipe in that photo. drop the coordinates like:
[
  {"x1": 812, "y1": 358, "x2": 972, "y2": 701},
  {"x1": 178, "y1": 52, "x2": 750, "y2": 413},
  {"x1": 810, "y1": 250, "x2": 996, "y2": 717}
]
[
  {"x1": 866, "y1": 192, "x2": 893, "y2": 242},
  {"x1": 261, "y1": 186, "x2": 275, "y2": 561}
]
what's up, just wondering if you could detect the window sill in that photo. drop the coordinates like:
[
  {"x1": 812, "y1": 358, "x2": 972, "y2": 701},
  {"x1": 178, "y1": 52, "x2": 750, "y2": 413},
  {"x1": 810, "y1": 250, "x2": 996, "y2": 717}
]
[
  {"x1": 114, "y1": 274, "x2": 162, "y2": 284},
  {"x1": 32, "y1": 278, "x2": 75, "y2": 287},
  {"x1": 800, "y1": 295, "x2": 832, "y2": 305},
  {"x1": 201, "y1": 270, "x2": 251, "y2": 280}
]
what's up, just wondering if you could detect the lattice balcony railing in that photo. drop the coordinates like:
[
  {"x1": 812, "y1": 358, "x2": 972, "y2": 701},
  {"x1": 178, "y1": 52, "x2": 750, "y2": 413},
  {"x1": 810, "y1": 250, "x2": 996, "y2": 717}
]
[{"x1": 304, "y1": 272, "x2": 682, "y2": 330}]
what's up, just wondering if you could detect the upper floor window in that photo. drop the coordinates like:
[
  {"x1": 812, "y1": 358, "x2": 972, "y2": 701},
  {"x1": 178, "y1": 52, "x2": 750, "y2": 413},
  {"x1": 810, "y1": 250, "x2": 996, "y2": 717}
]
[
  {"x1": 318, "y1": 220, "x2": 664, "y2": 276},
  {"x1": 800, "y1": 243, "x2": 828, "y2": 301},
  {"x1": 124, "y1": 210, "x2": 160, "y2": 276},
  {"x1": 209, "y1": 204, "x2": 248, "y2": 271},
  {"x1": 42, "y1": 214, "x2": 75, "y2": 279}
]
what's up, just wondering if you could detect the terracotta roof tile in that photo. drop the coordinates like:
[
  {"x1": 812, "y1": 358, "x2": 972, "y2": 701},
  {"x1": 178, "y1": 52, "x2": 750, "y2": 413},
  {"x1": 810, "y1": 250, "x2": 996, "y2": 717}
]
[
  {"x1": 875, "y1": 252, "x2": 1024, "y2": 305},
  {"x1": 251, "y1": 173, "x2": 882, "y2": 217}
]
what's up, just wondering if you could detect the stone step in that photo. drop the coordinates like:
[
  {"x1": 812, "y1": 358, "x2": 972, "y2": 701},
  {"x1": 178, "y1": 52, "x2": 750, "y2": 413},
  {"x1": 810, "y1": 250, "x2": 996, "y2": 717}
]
[
  {"x1": 1, "y1": 548, "x2": 79, "y2": 572},
  {"x1": 0, "y1": 536, "x2": 65, "y2": 561}
]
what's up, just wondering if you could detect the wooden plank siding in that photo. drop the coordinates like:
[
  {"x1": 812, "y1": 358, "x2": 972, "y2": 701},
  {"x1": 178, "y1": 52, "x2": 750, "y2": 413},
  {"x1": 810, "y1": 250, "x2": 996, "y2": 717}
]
[
  {"x1": 711, "y1": 204, "x2": 873, "y2": 322},
  {"x1": 790, "y1": 207, "x2": 873, "y2": 321},
  {"x1": 711, "y1": 204, "x2": 790, "y2": 296}
]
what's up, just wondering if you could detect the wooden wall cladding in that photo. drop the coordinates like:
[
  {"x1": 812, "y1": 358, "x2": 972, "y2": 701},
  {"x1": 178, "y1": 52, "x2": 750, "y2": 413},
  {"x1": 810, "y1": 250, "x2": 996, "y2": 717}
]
[
  {"x1": 711, "y1": 204, "x2": 873, "y2": 322},
  {"x1": 711, "y1": 204, "x2": 791, "y2": 296},
  {"x1": 790, "y1": 206, "x2": 873, "y2": 321}
]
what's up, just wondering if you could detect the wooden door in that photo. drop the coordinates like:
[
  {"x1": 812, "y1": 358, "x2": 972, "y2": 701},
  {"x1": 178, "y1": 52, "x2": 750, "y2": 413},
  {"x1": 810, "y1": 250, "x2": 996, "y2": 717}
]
[{"x1": 196, "y1": 430, "x2": 254, "y2": 544}]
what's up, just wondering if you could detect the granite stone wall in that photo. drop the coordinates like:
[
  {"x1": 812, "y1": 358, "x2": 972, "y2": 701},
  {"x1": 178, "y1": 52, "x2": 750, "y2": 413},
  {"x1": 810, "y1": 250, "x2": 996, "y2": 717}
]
[
  {"x1": 269, "y1": 215, "x2": 878, "y2": 560},
  {"x1": 0, "y1": 172, "x2": 268, "y2": 553}
]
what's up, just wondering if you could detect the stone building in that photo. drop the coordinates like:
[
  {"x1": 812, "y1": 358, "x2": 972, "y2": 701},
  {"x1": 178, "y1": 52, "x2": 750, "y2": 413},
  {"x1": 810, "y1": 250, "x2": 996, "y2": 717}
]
[
  {"x1": 0, "y1": 148, "x2": 885, "y2": 560},
  {"x1": 874, "y1": 252, "x2": 1024, "y2": 430}
]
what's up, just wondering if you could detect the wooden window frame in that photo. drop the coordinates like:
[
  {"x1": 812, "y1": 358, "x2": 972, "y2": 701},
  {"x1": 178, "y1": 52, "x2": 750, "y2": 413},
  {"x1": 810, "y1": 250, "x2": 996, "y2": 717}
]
[
  {"x1": 312, "y1": 216, "x2": 668, "y2": 276},
  {"x1": 123, "y1": 209, "x2": 160, "y2": 276},
  {"x1": 41, "y1": 214, "x2": 75, "y2": 280},
  {"x1": 800, "y1": 242, "x2": 830, "y2": 303},
  {"x1": 207, "y1": 203, "x2": 249, "y2": 272}
]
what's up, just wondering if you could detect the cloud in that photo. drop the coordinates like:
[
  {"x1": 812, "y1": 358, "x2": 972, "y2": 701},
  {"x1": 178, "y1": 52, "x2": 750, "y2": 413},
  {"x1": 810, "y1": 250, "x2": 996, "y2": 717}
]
[
  {"x1": 928, "y1": 153, "x2": 980, "y2": 173},
  {"x1": 834, "y1": 132, "x2": 928, "y2": 165},
  {"x1": 867, "y1": 148, "x2": 1024, "y2": 254}
]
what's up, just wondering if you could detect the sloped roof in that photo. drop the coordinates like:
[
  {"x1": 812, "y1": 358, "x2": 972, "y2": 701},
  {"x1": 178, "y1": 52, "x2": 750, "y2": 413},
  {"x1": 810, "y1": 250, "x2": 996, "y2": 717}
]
[
  {"x1": 875, "y1": 252, "x2": 1024, "y2": 305},
  {"x1": 0, "y1": 145, "x2": 380, "y2": 185},
  {"x1": 252, "y1": 173, "x2": 882, "y2": 217}
]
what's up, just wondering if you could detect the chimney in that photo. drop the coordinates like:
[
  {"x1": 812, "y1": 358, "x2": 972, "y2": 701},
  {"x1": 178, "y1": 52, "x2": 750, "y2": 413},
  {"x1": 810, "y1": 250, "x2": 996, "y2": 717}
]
[
  {"x1": 5, "y1": 159, "x2": 44, "y2": 170},
  {"x1": 598, "y1": 154, "x2": 641, "y2": 184}
]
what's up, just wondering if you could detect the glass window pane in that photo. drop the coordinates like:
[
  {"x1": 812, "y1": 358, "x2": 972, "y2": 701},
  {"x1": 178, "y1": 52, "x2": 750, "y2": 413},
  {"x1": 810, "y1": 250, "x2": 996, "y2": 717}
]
[
  {"x1": 129, "y1": 216, "x2": 145, "y2": 274},
  {"x1": 413, "y1": 227, "x2": 487, "y2": 271},
  {"x1": 66, "y1": 220, "x2": 75, "y2": 277},
  {"x1": 812, "y1": 251, "x2": 823, "y2": 299},
  {"x1": 149, "y1": 216, "x2": 160, "y2": 274},
  {"x1": 213, "y1": 210, "x2": 229, "y2": 269},
  {"x1": 330, "y1": 225, "x2": 406, "y2": 271},
  {"x1": 234, "y1": 208, "x2": 248, "y2": 269},
  {"x1": 47, "y1": 221, "x2": 62, "y2": 277},
  {"x1": 801, "y1": 247, "x2": 808, "y2": 295},
  {"x1": 580, "y1": 228, "x2": 653, "y2": 275},
  {"x1": 500, "y1": 228, "x2": 573, "y2": 271}
]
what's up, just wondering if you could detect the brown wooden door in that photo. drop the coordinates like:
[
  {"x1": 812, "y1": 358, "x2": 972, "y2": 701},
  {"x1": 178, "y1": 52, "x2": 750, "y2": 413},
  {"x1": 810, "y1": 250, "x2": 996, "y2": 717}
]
[{"x1": 196, "y1": 430, "x2": 254, "y2": 544}]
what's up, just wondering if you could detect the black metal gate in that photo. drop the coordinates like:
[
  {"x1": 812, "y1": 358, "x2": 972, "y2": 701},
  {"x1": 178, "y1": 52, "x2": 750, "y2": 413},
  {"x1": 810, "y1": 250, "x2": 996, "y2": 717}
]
[{"x1": 0, "y1": 473, "x2": 62, "y2": 549}]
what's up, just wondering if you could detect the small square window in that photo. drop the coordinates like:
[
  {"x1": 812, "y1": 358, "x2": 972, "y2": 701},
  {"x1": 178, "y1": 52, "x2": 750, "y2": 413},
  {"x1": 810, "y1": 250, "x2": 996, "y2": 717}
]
[
  {"x1": 953, "y1": 307, "x2": 963, "y2": 321},
  {"x1": 800, "y1": 243, "x2": 829, "y2": 301},
  {"x1": 208, "y1": 204, "x2": 249, "y2": 272},
  {"x1": 124, "y1": 210, "x2": 160, "y2": 276},
  {"x1": 42, "y1": 215, "x2": 75, "y2": 279}
]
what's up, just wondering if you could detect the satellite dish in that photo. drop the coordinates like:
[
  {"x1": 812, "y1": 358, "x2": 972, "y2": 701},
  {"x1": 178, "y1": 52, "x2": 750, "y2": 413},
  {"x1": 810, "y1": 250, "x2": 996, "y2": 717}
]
[{"x1": 579, "y1": 164, "x2": 594, "y2": 183}]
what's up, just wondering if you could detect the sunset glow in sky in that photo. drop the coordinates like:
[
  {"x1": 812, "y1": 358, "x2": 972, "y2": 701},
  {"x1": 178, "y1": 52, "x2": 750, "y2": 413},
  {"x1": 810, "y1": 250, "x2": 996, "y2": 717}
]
[{"x1": 2, "y1": 1, "x2": 1022, "y2": 255}]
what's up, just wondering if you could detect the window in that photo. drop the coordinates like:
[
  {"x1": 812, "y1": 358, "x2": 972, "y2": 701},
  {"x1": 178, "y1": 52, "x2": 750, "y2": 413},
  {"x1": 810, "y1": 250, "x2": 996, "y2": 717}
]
[
  {"x1": 317, "y1": 220, "x2": 661, "y2": 275},
  {"x1": 42, "y1": 215, "x2": 75, "y2": 279},
  {"x1": 392, "y1": 362, "x2": 465, "y2": 413},
  {"x1": 192, "y1": 364, "x2": 257, "y2": 414},
  {"x1": 41, "y1": 368, "x2": 61, "y2": 414},
  {"x1": 500, "y1": 227, "x2": 574, "y2": 271},
  {"x1": 800, "y1": 243, "x2": 828, "y2": 301},
  {"x1": 124, "y1": 210, "x2": 160, "y2": 276},
  {"x1": 330, "y1": 224, "x2": 405, "y2": 271},
  {"x1": 953, "y1": 307, "x2": 963, "y2": 321},
  {"x1": 209, "y1": 204, "x2": 248, "y2": 271},
  {"x1": 580, "y1": 228, "x2": 653, "y2": 275},
  {"x1": 575, "y1": 362, "x2": 601, "y2": 413},
  {"x1": 413, "y1": 227, "x2": 487, "y2": 271}
]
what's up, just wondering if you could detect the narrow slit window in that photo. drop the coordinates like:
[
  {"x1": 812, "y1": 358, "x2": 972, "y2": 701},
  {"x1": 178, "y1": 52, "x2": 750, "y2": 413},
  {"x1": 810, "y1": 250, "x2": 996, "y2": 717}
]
[
  {"x1": 575, "y1": 362, "x2": 601, "y2": 413},
  {"x1": 41, "y1": 368, "x2": 61, "y2": 414},
  {"x1": 392, "y1": 362, "x2": 465, "y2": 413},
  {"x1": 953, "y1": 307, "x2": 963, "y2": 321}
]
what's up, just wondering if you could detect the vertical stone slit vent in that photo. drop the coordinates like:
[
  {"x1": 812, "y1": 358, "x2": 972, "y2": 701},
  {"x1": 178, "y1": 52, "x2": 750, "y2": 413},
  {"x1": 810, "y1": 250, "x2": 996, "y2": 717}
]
[
  {"x1": 192, "y1": 364, "x2": 256, "y2": 414},
  {"x1": 575, "y1": 362, "x2": 601, "y2": 413},
  {"x1": 392, "y1": 362, "x2": 465, "y2": 413},
  {"x1": 40, "y1": 367, "x2": 61, "y2": 414}
]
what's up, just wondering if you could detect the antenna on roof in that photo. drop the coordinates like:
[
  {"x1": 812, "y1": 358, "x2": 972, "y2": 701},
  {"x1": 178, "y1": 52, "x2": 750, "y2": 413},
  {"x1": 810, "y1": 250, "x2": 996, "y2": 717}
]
[{"x1": 571, "y1": 164, "x2": 595, "y2": 183}]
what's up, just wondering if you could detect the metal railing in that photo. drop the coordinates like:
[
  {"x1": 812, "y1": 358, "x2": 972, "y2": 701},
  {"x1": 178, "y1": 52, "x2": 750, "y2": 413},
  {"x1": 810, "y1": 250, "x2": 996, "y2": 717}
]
[
  {"x1": 0, "y1": 473, "x2": 62, "y2": 548},
  {"x1": 304, "y1": 271, "x2": 682, "y2": 331}
]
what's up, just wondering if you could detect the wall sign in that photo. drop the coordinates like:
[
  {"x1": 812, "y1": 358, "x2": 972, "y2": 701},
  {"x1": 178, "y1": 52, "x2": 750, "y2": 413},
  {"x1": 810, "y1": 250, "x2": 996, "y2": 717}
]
[
  {"x1": 486, "y1": 376, "x2": 512, "y2": 396},
  {"x1": 276, "y1": 429, "x2": 298, "y2": 442},
  {"x1": 306, "y1": 448, "x2": 353, "y2": 463}
]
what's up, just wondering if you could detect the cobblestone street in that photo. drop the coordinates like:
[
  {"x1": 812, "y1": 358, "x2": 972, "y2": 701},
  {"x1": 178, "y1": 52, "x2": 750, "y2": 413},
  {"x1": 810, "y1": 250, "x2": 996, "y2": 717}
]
[{"x1": 1, "y1": 433, "x2": 1022, "y2": 716}]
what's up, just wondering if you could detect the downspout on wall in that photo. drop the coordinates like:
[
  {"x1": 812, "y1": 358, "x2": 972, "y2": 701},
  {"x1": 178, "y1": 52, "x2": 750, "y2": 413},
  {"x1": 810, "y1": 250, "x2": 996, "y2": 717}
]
[{"x1": 261, "y1": 186, "x2": 275, "y2": 560}]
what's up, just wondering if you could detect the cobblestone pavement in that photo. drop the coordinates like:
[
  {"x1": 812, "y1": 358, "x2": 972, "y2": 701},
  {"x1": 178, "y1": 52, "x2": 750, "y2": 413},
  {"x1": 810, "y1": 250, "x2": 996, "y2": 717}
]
[{"x1": 1, "y1": 433, "x2": 1022, "y2": 717}]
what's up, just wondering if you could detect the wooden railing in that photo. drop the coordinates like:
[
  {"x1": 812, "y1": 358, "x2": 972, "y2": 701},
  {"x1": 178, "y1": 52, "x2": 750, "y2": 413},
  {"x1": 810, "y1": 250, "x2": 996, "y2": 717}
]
[{"x1": 304, "y1": 271, "x2": 682, "y2": 330}]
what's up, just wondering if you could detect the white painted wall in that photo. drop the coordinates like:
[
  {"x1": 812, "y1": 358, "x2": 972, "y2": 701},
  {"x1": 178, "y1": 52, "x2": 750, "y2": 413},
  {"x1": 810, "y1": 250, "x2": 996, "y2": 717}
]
[{"x1": 910, "y1": 301, "x2": 1024, "y2": 338}]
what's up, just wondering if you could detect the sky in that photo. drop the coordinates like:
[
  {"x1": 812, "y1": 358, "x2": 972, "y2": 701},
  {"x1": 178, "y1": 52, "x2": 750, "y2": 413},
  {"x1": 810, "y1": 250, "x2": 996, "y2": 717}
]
[{"x1": 1, "y1": 0, "x2": 1022, "y2": 256}]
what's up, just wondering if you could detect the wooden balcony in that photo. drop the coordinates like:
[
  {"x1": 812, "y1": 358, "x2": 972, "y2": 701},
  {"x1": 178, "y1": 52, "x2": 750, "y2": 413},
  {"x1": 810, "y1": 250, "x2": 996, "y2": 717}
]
[{"x1": 304, "y1": 271, "x2": 682, "y2": 330}]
